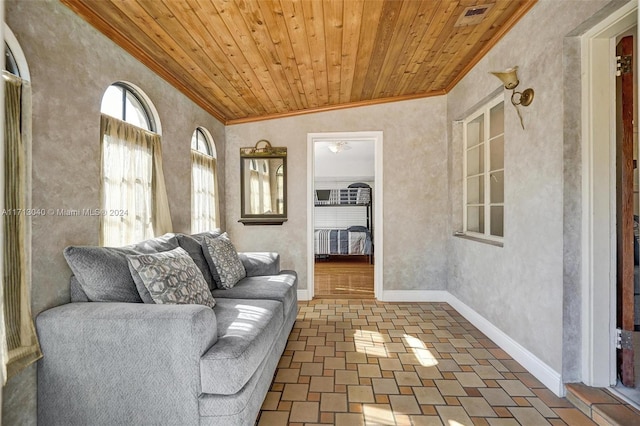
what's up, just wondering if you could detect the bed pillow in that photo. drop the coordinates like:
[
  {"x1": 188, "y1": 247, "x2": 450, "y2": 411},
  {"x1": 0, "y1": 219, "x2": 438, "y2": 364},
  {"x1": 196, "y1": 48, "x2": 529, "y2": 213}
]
[
  {"x1": 63, "y1": 233, "x2": 179, "y2": 303},
  {"x1": 126, "y1": 247, "x2": 215, "y2": 308},
  {"x1": 347, "y1": 226, "x2": 369, "y2": 232},
  {"x1": 202, "y1": 232, "x2": 246, "y2": 289},
  {"x1": 348, "y1": 182, "x2": 371, "y2": 188}
]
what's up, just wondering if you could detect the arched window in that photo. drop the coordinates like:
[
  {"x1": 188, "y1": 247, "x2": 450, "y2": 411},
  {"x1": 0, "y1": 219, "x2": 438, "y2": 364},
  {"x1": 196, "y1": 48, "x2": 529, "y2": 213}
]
[
  {"x1": 1, "y1": 25, "x2": 42, "y2": 383},
  {"x1": 191, "y1": 127, "x2": 219, "y2": 232},
  {"x1": 101, "y1": 83, "x2": 156, "y2": 132},
  {"x1": 191, "y1": 127, "x2": 212, "y2": 155},
  {"x1": 100, "y1": 82, "x2": 172, "y2": 246},
  {"x1": 5, "y1": 43, "x2": 20, "y2": 77}
]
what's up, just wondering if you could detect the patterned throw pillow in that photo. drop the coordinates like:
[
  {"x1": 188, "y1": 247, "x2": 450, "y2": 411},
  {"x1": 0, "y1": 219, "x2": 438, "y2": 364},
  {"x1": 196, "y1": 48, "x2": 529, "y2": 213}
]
[
  {"x1": 202, "y1": 232, "x2": 246, "y2": 289},
  {"x1": 126, "y1": 247, "x2": 215, "y2": 308}
]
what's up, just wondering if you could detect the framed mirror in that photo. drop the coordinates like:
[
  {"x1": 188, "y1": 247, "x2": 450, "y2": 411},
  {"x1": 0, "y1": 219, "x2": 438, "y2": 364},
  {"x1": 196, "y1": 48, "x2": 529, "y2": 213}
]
[{"x1": 239, "y1": 140, "x2": 287, "y2": 225}]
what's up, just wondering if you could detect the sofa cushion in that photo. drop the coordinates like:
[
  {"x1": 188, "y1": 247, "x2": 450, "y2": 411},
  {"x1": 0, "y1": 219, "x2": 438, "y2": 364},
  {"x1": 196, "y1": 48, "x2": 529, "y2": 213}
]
[
  {"x1": 127, "y1": 247, "x2": 216, "y2": 308},
  {"x1": 211, "y1": 271, "x2": 297, "y2": 318},
  {"x1": 176, "y1": 233, "x2": 216, "y2": 290},
  {"x1": 63, "y1": 233, "x2": 179, "y2": 303},
  {"x1": 200, "y1": 298, "x2": 283, "y2": 395},
  {"x1": 238, "y1": 252, "x2": 280, "y2": 277},
  {"x1": 202, "y1": 233, "x2": 246, "y2": 289},
  {"x1": 189, "y1": 229, "x2": 223, "y2": 285},
  {"x1": 69, "y1": 275, "x2": 89, "y2": 302}
]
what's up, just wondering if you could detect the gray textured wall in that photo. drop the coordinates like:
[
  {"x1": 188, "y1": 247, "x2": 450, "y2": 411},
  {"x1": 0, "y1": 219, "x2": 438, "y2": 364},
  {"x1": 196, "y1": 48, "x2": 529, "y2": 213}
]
[
  {"x1": 446, "y1": 0, "x2": 611, "y2": 374},
  {"x1": 225, "y1": 96, "x2": 449, "y2": 293},
  {"x1": 3, "y1": 0, "x2": 226, "y2": 424},
  {"x1": 2, "y1": 0, "x2": 631, "y2": 423}
]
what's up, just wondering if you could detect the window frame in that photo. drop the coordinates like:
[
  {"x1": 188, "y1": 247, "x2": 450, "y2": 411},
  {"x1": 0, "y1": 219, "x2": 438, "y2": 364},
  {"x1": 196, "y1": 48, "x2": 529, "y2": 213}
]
[
  {"x1": 101, "y1": 83, "x2": 156, "y2": 132},
  {"x1": 5, "y1": 43, "x2": 20, "y2": 77},
  {"x1": 99, "y1": 82, "x2": 164, "y2": 246},
  {"x1": 190, "y1": 127, "x2": 219, "y2": 233},
  {"x1": 4, "y1": 25, "x2": 30, "y2": 81},
  {"x1": 462, "y1": 93, "x2": 505, "y2": 242},
  {"x1": 2, "y1": 24, "x2": 43, "y2": 383},
  {"x1": 191, "y1": 127, "x2": 212, "y2": 156}
]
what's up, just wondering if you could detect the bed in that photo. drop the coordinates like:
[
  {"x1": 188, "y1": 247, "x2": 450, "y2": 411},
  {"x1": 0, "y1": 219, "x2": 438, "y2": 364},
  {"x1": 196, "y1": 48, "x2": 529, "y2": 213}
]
[
  {"x1": 314, "y1": 227, "x2": 372, "y2": 256},
  {"x1": 314, "y1": 184, "x2": 373, "y2": 262}
]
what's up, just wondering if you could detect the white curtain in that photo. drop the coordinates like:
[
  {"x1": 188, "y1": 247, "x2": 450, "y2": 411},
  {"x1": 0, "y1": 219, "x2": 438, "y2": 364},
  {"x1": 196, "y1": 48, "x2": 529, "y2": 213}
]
[
  {"x1": 100, "y1": 114, "x2": 173, "y2": 247},
  {"x1": 2, "y1": 72, "x2": 41, "y2": 383},
  {"x1": 191, "y1": 150, "x2": 219, "y2": 232}
]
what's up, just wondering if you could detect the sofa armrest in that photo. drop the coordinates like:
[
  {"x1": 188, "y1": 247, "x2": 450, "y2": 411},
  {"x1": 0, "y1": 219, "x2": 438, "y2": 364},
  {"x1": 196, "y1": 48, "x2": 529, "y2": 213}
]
[
  {"x1": 36, "y1": 302, "x2": 217, "y2": 424},
  {"x1": 238, "y1": 252, "x2": 280, "y2": 276}
]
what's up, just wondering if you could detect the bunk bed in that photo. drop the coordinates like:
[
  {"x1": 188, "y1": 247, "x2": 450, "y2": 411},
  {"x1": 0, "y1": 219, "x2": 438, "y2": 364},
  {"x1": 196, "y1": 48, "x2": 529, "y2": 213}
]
[{"x1": 314, "y1": 183, "x2": 373, "y2": 262}]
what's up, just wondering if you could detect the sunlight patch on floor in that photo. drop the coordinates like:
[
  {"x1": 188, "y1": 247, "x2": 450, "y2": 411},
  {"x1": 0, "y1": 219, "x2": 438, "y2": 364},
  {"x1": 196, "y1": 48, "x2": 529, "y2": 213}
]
[
  {"x1": 353, "y1": 329, "x2": 388, "y2": 358},
  {"x1": 403, "y1": 334, "x2": 438, "y2": 367}
]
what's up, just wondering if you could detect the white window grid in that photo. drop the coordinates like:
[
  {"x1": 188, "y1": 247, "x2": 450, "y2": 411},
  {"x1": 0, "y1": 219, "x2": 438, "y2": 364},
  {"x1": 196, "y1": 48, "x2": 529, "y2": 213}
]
[{"x1": 462, "y1": 94, "x2": 504, "y2": 241}]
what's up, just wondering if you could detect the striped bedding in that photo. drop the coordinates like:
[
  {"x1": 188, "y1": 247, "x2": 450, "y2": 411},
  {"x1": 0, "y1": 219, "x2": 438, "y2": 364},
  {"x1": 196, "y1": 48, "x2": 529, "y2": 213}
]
[{"x1": 314, "y1": 229, "x2": 371, "y2": 255}]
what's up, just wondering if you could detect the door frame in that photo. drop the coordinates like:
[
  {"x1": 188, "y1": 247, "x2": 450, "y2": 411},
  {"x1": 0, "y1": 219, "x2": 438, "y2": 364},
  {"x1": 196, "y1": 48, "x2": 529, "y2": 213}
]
[
  {"x1": 581, "y1": 1, "x2": 637, "y2": 387},
  {"x1": 306, "y1": 131, "x2": 384, "y2": 300}
]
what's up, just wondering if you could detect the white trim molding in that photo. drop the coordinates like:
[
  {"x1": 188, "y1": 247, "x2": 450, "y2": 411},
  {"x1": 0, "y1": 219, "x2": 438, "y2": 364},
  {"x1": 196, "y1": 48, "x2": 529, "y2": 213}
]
[
  {"x1": 579, "y1": 0, "x2": 637, "y2": 388},
  {"x1": 307, "y1": 131, "x2": 384, "y2": 300},
  {"x1": 381, "y1": 289, "x2": 564, "y2": 396},
  {"x1": 380, "y1": 290, "x2": 450, "y2": 303},
  {"x1": 297, "y1": 289, "x2": 311, "y2": 301},
  {"x1": 4, "y1": 24, "x2": 30, "y2": 81},
  {"x1": 299, "y1": 287, "x2": 563, "y2": 394},
  {"x1": 445, "y1": 295, "x2": 564, "y2": 397}
]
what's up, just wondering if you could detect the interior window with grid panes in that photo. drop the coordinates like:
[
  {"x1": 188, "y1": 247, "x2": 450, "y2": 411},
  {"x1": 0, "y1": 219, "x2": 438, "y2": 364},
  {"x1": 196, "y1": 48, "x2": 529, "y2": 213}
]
[{"x1": 464, "y1": 95, "x2": 504, "y2": 240}]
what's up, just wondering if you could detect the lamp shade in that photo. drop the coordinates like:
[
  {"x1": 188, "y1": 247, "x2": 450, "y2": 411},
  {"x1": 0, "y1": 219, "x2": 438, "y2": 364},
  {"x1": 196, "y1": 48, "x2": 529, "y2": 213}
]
[{"x1": 490, "y1": 66, "x2": 519, "y2": 90}]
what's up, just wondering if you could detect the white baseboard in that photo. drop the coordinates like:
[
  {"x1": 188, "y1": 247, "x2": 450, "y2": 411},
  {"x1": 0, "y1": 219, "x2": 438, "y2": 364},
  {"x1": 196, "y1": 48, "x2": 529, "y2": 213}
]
[
  {"x1": 380, "y1": 290, "x2": 450, "y2": 302},
  {"x1": 299, "y1": 288, "x2": 563, "y2": 396},
  {"x1": 297, "y1": 289, "x2": 311, "y2": 301},
  {"x1": 378, "y1": 289, "x2": 564, "y2": 397},
  {"x1": 444, "y1": 294, "x2": 564, "y2": 397}
]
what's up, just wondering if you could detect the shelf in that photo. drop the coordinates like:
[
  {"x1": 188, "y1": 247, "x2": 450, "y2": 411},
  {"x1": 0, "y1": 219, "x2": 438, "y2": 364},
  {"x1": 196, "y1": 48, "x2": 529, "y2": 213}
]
[
  {"x1": 315, "y1": 203, "x2": 370, "y2": 207},
  {"x1": 239, "y1": 218, "x2": 288, "y2": 226}
]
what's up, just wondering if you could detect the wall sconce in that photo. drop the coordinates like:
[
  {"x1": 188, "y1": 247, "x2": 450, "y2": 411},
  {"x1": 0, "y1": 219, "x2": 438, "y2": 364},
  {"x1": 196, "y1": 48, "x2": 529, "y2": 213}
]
[{"x1": 490, "y1": 66, "x2": 534, "y2": 129}]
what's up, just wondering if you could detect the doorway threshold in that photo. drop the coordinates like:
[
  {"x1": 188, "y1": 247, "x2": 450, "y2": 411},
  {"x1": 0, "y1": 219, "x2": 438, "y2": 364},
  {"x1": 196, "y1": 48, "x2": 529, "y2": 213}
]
[
  {"x1": 611, "y1": 381, "x2": 640, "y2": 411},
  {"x1": 565, "y1": 383, "x2": 640, "y2": 425}
]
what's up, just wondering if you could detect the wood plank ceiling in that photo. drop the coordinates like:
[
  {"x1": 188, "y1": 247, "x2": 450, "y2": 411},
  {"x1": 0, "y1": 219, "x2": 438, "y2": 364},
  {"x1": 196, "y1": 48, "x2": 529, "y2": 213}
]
[{"x1": 61, "y1": 0, "x2": 537, "y2": 125}]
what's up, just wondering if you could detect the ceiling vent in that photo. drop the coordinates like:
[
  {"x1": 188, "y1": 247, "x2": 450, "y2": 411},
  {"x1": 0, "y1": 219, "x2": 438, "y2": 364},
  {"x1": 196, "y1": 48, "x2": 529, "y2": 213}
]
[{"x1": 455, "y1": 4, "x2": 494, "y2": 27}]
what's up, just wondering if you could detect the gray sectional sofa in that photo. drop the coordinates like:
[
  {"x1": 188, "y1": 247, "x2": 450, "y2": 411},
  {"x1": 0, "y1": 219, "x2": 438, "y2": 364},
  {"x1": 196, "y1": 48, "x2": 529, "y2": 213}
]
[{"x1": 36, "y1": 231, "x2": 298, "y2": 425}]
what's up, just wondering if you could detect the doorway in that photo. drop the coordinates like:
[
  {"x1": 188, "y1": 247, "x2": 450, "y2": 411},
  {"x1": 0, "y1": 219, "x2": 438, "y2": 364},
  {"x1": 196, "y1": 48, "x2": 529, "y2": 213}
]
[
  {"x1": 615, "y1": 31, "x2": 640, "y2": 404},
  {"x1": 580, "y1": 0, "x2": 638, "y2": 403},
  {"x1": 306, "y1": 132, "x2": 383, "y2": 300}
]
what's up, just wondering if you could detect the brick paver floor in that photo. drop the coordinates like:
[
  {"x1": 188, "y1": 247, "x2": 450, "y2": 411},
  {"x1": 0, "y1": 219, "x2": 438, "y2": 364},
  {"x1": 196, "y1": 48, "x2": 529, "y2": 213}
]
[{"x1": 257, "y1": 299, "x2": 595, "y2": 425}]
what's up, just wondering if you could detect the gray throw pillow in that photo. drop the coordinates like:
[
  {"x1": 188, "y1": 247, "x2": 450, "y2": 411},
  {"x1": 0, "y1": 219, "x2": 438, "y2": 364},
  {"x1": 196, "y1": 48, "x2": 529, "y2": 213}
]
[
  {"x1": 176, "y1": 233, "x2": 216, "y2": 290},
  {"x1": 126, "y1": 247, "x2": 215, "y2": 308},
  {"x1": 189, "y1": 229, "x2": 223, "y2": 287},
  {"x1": 63, "y1": 233, "x2": 180, "y2": 303},
  {"x1": 202, "y1": 232, "x2": 246, "y2": 289}
]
